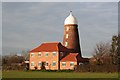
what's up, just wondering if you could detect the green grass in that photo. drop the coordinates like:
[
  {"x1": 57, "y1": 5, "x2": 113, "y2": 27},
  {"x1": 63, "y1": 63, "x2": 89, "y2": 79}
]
[{"x1": 2, "y1": 70, "x2": 118, "y2": 78}]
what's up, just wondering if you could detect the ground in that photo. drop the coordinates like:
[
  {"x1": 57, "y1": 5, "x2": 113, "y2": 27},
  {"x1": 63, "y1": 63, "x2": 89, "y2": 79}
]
[{"x1": 2, "y1": 70, "x2": 118, "y2": 78}]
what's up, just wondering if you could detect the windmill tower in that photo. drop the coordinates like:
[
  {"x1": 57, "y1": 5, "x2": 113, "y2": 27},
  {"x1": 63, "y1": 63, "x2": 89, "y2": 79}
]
[{"x1": 63, "y1": 11, "x2": 81, "y2": 57}]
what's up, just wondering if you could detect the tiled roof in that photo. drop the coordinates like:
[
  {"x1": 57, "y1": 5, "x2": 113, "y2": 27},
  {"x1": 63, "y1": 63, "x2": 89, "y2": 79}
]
[
  {"x1": 60, "y1": 53, "x2": 89, "y2": 62},
  {"x1": 60, "y1": 53, "x2": 78, "y2": 62},
  {"x1": 30, "y1": 42, "x2": 60, "y2": 52}
]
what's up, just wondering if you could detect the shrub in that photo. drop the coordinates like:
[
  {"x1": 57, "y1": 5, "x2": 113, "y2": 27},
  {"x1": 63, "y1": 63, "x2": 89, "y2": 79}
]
[{"x1": 74, "y1": 64, "x2": 118, "y2": 73}]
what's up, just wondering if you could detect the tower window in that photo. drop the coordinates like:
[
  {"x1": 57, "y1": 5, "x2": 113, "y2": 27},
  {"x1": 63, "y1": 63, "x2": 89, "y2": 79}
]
[
  {"x1": 66, "y1": 34, "x2": 68, "y2": 38},
  {"x1": 66, "y1": 27, "x2": 69, "y2": 31},
  {"x1": 65, "y1": 42, "x2": 68, "y2": 47}
]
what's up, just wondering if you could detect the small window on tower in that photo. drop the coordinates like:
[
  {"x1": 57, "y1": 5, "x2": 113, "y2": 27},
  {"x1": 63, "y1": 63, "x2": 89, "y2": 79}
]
[
  {"x1": 66, "y1": 34, "x2": 68, "y2": 38},
  {"x1": 65, "y1": 42, "x2": 68, "y2": 47},
  {"x1": 66, "y1": 27, "x2": 69, "y2": 31}
]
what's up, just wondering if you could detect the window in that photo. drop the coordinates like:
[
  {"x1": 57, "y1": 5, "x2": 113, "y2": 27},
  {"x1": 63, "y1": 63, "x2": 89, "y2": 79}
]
[
  {"x1": 66, "y1": 27, "x2": 69, "y2": 31},
  {"x1": 62, "y1": 62, "x2": 66, "y2": 67},
  {"x1": 70, "y1": 62, "x2": 74, "y2": 66},
  {"x1": 45, "y1": 62, "x2": 48, "y2": 66},
  {"x1": 31, "y1": 62, "x2": 34, "y2": 66},
  {"x1": 65, "y1": 42, "x2": 68, "y2": 47},
  {"x1": 52, "y1": 52, "x2": 56, "y2": 56},
  {"x1": 66, "y1": 34, "x2": 68, "y2": 38},
  {"x1": 52, "y1": 61, "x2": 56, "y2": 66},
  {"x1": 31, "y1": 53, "x2": 34, "y2": 57},
  {"x1": 38, "y1": 62, "x2": 42, "y2": 66},
  {"x1": 38, "y1": 52, "x2": 41, "y2": 56},
  {"x1": 45, "y1": 52, "x2": 49, "y2": 57}
]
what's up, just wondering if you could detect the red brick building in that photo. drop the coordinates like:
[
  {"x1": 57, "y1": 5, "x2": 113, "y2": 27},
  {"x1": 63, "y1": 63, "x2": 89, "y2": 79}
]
[{"x1": 29, "y1": 11, "x2": 89, "y2": 70}]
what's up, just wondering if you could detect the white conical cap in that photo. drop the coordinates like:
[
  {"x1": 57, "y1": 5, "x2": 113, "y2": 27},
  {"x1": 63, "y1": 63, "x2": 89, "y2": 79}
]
[{"x1": 64, "y1": 11, "x2": 78, "y2": 25}]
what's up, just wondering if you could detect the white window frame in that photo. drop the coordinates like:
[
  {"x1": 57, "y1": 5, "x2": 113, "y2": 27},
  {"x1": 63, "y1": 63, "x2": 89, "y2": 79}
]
[
  {"x1": 45, "y1": 52, "x2": 49, "y2": 57},
  {"x1": 38, "y1": 52, "x2": 42, "y2": 57},
  {"x1": 52, "y1": 61, "x2": 56, "y2": 67},
  {"x1": 66, "y1": 27, "x2": 69, "y2": 31},
  {"x1": 66, "y1": 34, "x2": 68, "y2": 38},
  {"x1": 38, "y1": 61, "x2": 42, "y2": 67},
  {"x1": 45, "y1": 61, "x2": 48, "y2": 66},
  {"x1": 31, "y1": 62, "x2": 34, "y2": 66},
  {"x1": 65, "y1": 42, "x2": 68, "y2": 47},
  {"x1": 62, "y1": 62, "x2": 66, "y2": 67},
  {"x1": 31, "y1": 53, "x2": 34, "y2": 57},
  {"x1": 70, "y1": 62, "x2": 74, "y2": 66},
  {"x1": 52, "y1": 52, "x2": 56, "y2": 56}
]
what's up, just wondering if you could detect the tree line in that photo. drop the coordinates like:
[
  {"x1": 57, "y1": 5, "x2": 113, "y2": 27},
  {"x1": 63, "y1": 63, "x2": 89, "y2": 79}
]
[
  {"x1": 2, "y1": 51, "x2": 29, "y2": 71},
  {"x1": 75, "y1": 34, "x2": 120, "y2": 72},
  {"x1": 2, "y1": 34, "x2": 120, "y2": 72}
]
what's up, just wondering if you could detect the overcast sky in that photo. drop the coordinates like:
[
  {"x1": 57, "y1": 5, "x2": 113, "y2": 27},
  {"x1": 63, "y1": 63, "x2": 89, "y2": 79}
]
[{"x1": 2, "y1": 2, "x2": 118, "y2": 57}]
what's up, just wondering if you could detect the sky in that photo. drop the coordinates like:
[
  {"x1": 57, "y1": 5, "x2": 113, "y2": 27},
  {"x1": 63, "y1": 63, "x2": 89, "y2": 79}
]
[
  {"x1": 2, "y1": 2, "x2": 118, "y2": 57},
  {"x1": 2, "y1": 0, "x2": 119, "y2": 2}
]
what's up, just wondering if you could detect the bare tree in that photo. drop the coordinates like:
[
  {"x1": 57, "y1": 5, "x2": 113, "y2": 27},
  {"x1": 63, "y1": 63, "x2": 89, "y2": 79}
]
[
  {"x1": 21, "y1": 50, "x2": 29, "y2": 60},
  {"x1": 92, "y1": 42, "x2": 111, "y2": 65}
]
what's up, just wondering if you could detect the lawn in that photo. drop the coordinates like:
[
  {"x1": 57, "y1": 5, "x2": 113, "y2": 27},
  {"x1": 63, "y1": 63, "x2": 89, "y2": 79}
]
[{"x1": 2, "y1": 70, "x2": 118, "y2": 78}]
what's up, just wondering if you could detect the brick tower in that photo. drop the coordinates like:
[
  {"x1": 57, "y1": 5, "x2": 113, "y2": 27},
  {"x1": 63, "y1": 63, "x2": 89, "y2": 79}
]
[{"x1": 63, "y1": 11, "x2": 81, "y2": 57}]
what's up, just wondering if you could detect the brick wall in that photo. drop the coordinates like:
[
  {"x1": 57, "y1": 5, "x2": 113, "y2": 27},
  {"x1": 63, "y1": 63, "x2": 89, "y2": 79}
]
[{"x1": 29, "y1": 51, "x2": 59, "y2": 70}]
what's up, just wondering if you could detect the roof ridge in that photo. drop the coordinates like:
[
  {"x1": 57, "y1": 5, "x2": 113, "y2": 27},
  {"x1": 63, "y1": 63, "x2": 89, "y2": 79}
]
[
  {"x1": 60, "y1": 53, "x2": 78, "y2": 62},
  {"x1": 30, "y1": 42, "x2": 62, "y2": 52}
]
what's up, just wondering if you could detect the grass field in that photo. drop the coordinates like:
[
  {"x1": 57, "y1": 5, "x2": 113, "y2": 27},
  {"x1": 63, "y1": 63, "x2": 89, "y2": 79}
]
[{"x1": 2, "y1": 70, "x2": 118, "y2": 78}]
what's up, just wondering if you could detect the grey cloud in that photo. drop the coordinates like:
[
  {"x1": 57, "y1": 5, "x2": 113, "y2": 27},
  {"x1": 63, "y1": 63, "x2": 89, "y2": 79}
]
[{"x1": 2, "y1": 2, "x2": 118, "y2": 57}]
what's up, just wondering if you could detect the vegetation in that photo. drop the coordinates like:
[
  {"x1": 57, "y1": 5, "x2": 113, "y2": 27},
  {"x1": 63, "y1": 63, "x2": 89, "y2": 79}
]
[
  {"x1": 2, "y1": 70, "x2": 118, "y2": 78},
  {"x1": 75, "y1": 34, "x2": 119, "y2": 72},
  {"x1": 92, "y1": 42, "x2": 111, "y2": 65},
  {"x1": 2, "y1": 34, "x2": 120, "y2": 79},
  {"x1": 2, "y1": 50, "x2": 29, "y2": 71},
  {"x1": 92, "y1": 34, "x2": 119, "y2": 65},
  {"x1": 110, "y1": 35, "x2": 119, "y2": 64},
  {"x1": 75, "y1": 64, "x2": 118, "y2": 72}
]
